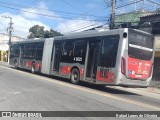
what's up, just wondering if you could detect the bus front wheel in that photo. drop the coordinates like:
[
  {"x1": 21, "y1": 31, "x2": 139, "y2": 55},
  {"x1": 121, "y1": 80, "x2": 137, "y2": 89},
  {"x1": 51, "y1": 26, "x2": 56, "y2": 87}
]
[{"x1": 70, "y1": 68, "x2": 80, "y2": 84}]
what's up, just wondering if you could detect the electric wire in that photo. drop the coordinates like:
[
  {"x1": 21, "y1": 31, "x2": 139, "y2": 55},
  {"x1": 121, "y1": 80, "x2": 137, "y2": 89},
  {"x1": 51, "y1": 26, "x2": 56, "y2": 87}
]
[
  {"x1": 0, "y1": 1, "x2": 105, "y2": 18},
  {"x1": 61, "y1": 0, "x2": 87, "y2": 13},
  {"x1": 0, "y1": 3, "x2": 106, "y2": 22},
  {"x1": 67, "y1": 23, "x2": 108, "y2": 34}
]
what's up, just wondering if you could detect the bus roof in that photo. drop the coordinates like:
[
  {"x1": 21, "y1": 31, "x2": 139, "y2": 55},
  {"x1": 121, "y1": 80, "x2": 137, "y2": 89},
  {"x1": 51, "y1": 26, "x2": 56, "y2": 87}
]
[
  {"x1": 54, "y1": 28, "x2": 126, "y2": 40},
  {"x1": 11, "y1": 28, "x2": 152, "y2": 44},
  {"x1": 11, "y1": 38, "x2": 46, "y2": 44},
  {"x1": 11, "y1": 28, "x2": 126, "y2": 44}
]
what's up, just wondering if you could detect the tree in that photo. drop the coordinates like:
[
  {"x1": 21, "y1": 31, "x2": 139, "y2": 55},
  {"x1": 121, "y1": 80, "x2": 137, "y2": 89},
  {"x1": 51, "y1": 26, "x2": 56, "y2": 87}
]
[
  {"x1": 28, "y1": 25, "x2": 62, "y2": 38},
  {"x1": 44, "y1": 29, "x2": 63, "y2": 38},
  {"x1": 28, "y1": 25, "x2": 44, "y2": 38}
]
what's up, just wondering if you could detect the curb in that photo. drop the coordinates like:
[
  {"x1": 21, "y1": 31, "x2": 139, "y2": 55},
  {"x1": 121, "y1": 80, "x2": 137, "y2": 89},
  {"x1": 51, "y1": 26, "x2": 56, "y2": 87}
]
[
  {"x1": 107, "y1": 86, "x2": 160, "y2": 100},
  {"x1": 140, "y1": 87, "x2": 160, "y2": 94}
]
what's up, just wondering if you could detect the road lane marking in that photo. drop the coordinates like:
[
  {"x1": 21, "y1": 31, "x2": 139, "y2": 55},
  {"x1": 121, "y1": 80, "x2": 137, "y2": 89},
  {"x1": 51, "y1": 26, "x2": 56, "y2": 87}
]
[
  {"x1": 13, "y1": 92, "x2": 21, "y2": 95},
  {"x1": 1, "y1": 65, "x2": 160, "y2": 110}
]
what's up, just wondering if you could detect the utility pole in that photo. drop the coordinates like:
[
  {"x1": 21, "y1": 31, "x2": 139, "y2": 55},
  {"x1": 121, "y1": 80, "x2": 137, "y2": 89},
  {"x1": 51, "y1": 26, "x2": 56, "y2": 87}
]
[
  {"x1": 135, "y1": 0, "x2": 137, "y2": 11},
  {"x1": 110, "y1": 0, "x2": 116, "y2": 29},
  {"x1": 2, "y1": 16, "x2": 13, "y2": 63}
]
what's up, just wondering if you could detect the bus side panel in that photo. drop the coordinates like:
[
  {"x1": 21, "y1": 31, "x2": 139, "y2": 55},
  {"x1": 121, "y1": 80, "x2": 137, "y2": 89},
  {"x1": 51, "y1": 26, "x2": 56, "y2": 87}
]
[
  {"x1": 95, "y1": 32, "x2": 123, "y2": 85},
  {"x1": 35, "y1": 60, "x2": 42, "y2": 72},
  {"x1": 41, "y1": 38, "x2": 54, "y2": 75},
  {"x1": 59, "y1": 62, "x2": 85, "y2": 79},
  {"x1": 114, "y1": 29, "x2": 128, "y2": 85},
  {"x1": 23, "y1": 59, "x2": 42, "y2": 72},
  {"x1": 95, "y1": 67, "x2": 115, "y2": 83}
]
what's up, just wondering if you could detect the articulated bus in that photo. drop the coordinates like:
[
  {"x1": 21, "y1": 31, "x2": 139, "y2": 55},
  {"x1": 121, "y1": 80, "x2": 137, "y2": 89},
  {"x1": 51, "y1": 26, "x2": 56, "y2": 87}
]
[{"x1": 9, "y1": 28, "x2": 155, "y2": 87}]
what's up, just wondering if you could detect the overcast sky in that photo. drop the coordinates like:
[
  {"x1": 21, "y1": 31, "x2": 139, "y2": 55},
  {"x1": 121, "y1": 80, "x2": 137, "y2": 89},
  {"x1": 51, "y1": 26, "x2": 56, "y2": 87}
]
[{"x1": 0, "y1": 0, "x2": 159, "y2": 38}]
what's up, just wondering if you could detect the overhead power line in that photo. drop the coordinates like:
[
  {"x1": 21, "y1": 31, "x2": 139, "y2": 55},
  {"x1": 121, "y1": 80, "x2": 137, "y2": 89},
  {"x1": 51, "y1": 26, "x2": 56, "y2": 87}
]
[
  {"x1": 54, "y1": 16, "x2": 108, "y2": 32},
  {"x1": 61, "y1": 0, "x2": 86, "y2": 13},
  {"x1": 60, "y1": 0, "x2": 107, "y2": 19},
  {"x1": 0, "y1": 1, "x2": 105, "y2": 18},
  {"x1": 25, "y1": 0, "x2": 44, "y2": 13},
  {"x1": 27, "y1": 0, "x2": 43, "y2": 7},
  {"x1": 0, "y1": 2, "x2": 108, "y2": 34},
  {"x1": 0, "y1": 3, "x2": 106, "y2": 22},
  {"x1": 68, "y1": 23, "x2": 108, "y2": 34},
  {"x1": 116, "y1": 0, "x2": 143, "y2": 9},
  {"x1": 146, "y1": 0, "x2": 160, "y2": 6},
  {"x1": 102, "y1": 0, "x2": 144, "y2": 11}
]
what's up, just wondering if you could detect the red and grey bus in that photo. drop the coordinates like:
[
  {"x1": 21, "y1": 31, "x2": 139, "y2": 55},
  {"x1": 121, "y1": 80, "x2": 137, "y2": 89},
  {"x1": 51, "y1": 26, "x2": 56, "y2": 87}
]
[{"x1": 9, "y1": 28, "x2": 155, "y2": 87}]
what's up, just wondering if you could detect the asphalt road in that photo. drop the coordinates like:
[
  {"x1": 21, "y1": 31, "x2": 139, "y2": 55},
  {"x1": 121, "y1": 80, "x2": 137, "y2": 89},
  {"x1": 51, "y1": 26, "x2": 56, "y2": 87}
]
[{"x1": 0, "y1": 63, "x2": 160, "y2": 120}]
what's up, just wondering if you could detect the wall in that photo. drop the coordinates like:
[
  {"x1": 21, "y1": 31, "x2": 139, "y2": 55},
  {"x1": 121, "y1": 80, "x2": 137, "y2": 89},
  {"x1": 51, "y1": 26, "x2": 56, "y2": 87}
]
[
  {"x1": 0, "y1": 50, "x2": 8, "y2": 62},
  {"x1": 0, "y1": 33, "x2": 24, "y2": 62},
  {"x1": 0, "y1": 33, "x2": 24, "y2": 51}
]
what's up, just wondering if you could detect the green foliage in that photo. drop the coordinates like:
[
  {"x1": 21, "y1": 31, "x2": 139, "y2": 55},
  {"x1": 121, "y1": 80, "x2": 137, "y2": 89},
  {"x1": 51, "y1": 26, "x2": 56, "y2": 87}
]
[{"x1": 28, "y1": 25, "x2": 63, "y2": 38}]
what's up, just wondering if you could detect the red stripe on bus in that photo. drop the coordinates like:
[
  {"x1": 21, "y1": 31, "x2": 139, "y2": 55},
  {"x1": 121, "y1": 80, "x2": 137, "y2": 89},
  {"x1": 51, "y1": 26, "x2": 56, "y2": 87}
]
[
  {"x1": 61, "y1": 66, "x2": 71, "y2": 75},
  {"x1": 128, "y1": 56, "x2": 152, "y2": 80},
  {"x1": 79, "y1": 68, "x2": 84, "y2": 77},
  {"x1": 25, "y1": 61, "x2": 41, "y2": 70},
  {"x1": 96, "y1": 71, "x2": 114, "y2": 82},
  {"x1": 25, "y1": 61, "x2": 32, "y2": 67},
  {"x1": 35, "y1": 63, "x2": 41, "y2": 69},
  {"x1": 61, "y1": 66, "x2": 84, "y2": 77}
]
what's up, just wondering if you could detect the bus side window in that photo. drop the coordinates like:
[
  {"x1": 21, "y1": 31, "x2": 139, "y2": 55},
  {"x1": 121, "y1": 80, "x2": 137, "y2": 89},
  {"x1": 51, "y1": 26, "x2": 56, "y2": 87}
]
[
  {"x1": 63, "y1": 41, "x2": 74, "y2": 56},
  {"x1": 21, "y1": 45, "x2": 24, "y2": 58},
  {"x1": 11, "y1": 44, "x2": 20, "y2": 58},
  {"x1": 36, "y1": 42, "x2": 44, "y2": 60},
  {"x1": 10, "y1": 45, "x2": 14, "y2": 58},
  {"x1": 24, "y1": 43, "x2": 30, "y2": 59},
  {"x1": 15, "y1": 49, "x2": 20, "y2": 57},
  {"x1": 74, "y1": 40, "x2": 87, "y2": 57},
  {"x1": 36, "y1": 49, "x2": 43, "y2": 60},
  {"x1": 30, "y1": 43, "x2": 36, "y2": 58}
]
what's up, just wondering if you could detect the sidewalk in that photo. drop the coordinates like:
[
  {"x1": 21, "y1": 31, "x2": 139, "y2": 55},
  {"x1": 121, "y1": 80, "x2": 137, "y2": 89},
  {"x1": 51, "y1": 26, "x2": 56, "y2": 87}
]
[
  {"x1": 140, "y1": 87, "x2": 160, "y2": 94},
  {"x1": 0, "y1": 61, "x2": 9, "y2": 64},
  {"x1": 0, "y1": 61, "x2": 11, "y2": 67},
  {"x1": 107, "y1": 86, "x2": 160, "y2": 100},
  {"x1": 151, "y1": 80, "x2": 160, "y2": 88}
]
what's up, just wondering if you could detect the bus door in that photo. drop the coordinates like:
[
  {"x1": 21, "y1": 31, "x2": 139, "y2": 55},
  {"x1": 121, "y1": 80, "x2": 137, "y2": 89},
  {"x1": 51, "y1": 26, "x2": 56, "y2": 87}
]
[
  {"x1": 85, "y1": 41, "x2": 101, "y2": 81},
  {"x1": 19, "y1": 54, "x2": 23, "y2": 67},
  {"x1": 53, "y1": 43, "x2": 62, "y2": 74},
  {"x1": 19, "y1": 45, "x2": 24, "y2": 67}
]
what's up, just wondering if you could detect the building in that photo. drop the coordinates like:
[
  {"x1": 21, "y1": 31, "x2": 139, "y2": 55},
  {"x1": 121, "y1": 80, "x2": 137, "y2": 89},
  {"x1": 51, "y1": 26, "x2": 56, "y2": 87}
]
[
  {"x1": 114, "y1": 10, "x2": 155, "y2": 28},
  {"x1": 138, "y1": 13, "x2": 160, "y2": 81},
  {"x1": 138, "y1": 14, "x2": 160, "y2": 51},
  {"x1": 0, "y1": 33, "x2": 24, "y2": 50},
  {"x1": 0, "y1": 33, "x2": 24, "y2": 62}
]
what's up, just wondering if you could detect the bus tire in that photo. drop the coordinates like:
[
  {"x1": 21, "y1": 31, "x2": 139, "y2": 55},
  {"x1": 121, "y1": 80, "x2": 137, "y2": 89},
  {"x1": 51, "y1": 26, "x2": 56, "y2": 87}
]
[
  {"x1": 31, "y1": 63, "x2": 36, "y2": 74},
  {"x1": 70, "y1": 68, "x2": 80, "y2": 84}
]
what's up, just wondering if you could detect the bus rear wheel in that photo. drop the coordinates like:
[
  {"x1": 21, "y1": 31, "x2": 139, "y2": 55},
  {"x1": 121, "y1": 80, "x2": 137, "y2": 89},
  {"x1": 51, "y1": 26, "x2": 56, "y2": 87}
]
[
  {"x1": 31, "y1": 63, "x2": 36, "y2": 74},
  {"x1": 70, "y1": 68, "x2": 80, "y2": 84}
]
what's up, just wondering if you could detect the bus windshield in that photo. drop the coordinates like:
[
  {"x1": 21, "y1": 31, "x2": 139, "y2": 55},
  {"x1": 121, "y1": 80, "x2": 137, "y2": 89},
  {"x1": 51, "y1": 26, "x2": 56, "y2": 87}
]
[{"x1": 128, "y1": 29, "x2": 154, "y2": 60}]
